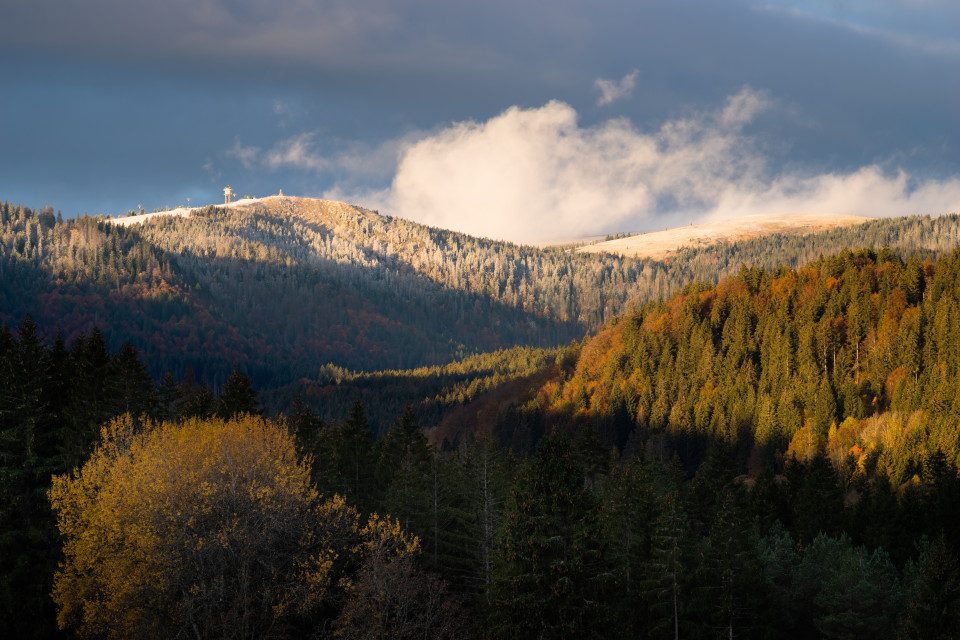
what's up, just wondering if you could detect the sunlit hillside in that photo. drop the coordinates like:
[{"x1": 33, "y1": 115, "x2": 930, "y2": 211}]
[{"x1": 579, "y1": 213, "x2": 871, "y2": 260}]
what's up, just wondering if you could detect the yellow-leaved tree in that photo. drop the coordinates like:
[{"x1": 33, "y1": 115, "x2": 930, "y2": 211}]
[{"x1": 48, "y1": 415, "x2": 362, "y2": 640}]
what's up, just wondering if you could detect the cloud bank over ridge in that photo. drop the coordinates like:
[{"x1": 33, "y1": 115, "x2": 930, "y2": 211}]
[
  {"x1": 4, "y1": 1, "x2": 957, "y2": 218},
  {"x1": 316, "y1": 88, "x2": 960, "y2": 244}
]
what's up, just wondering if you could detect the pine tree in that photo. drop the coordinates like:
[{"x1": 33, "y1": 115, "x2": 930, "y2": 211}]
[
  {"x1": 288, "y1": 393, "x2": 318, "y2": 452},
  {"x1": 599, "y1": 455, "x2": 660, "y2": 636},
  {"x1": 689, "y1": 441, "x2": 739, "y2": 528},
  {"x1": 71, "y1": 327, "x2": 119, "y2": 426},
  {"x1": 461, "y1": 436, "x2": 511, "y2": 589},
  {"x1": 287, "y1": 393, "x2": 338, "y2": 492},
  {"x1": 178, "y1": 378, "x2": 216, "y2": 420},
  {"x1": 44, "y1": 332, "x2": 72, "y2": 450},
  {"x1": 798, "y1": 534, "x2": 903, "y2": 640}
]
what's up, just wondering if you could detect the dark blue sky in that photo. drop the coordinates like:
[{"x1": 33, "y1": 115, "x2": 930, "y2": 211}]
[{"x1": 2, "y1": 0, "x2": 957, "y2": 241}]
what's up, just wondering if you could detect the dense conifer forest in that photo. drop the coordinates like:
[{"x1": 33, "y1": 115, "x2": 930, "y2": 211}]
[
  {"x1": 1, "y1": 199, "x2": 645, "y2": 391},
  {"x1": 266, "y1": 345, "x2": 561, "y2": 437},
  {"x1": 3, "y1": 198, "x2": 960, "y2": 406},
  {"x1": 5, "y1": 214, "x2": 960, "y2": 636}
]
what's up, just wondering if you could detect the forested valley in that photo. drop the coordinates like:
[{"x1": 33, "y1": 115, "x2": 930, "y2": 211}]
[
  {"x1": 3, "y1": 198, "x2": 960, "y2": 407},
  {"x1": 4, "y1": 204, "x2": 960, "y2": 637}
]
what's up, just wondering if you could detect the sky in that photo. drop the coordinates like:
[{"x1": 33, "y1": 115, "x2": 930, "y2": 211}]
[{"x1": 1, "y1": 0, "x2": 958, "y2": 243}]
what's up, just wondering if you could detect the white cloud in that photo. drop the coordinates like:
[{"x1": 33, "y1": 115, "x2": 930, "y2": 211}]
[
  {"x1": 595, "y1": 69, "x2": 639, "y2": 107},
  {"x1": 708, "y1": 167, "x2": 960, "y2": 221},
  {"x1": 326, "y1": 86, "x2": 960, "y2": 244},
  {"x1": 229, "y1": 129, "x2": 427, "y2": 181},
  {"x1": 385, "y1": 101, "x2": 654, "y2": 242},
  {"x1": 202, "y1": 158, "x2": 221, "y2": 182},
  {"x1": 374, "y1": 87, "x2": 775, "y2": 242},
  {"x1": 720, "y1": 86, "x2": 773, "y2": 128},
  {"x1": 226, "y1": 140, "x2": 260, "y2": 170},
  {"x1": 265, "y1": 132, "x2": 330, "y2": 172}
]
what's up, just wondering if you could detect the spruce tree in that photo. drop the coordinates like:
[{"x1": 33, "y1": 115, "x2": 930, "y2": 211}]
[
  {"x1": 287, "y1": 393, "x2": 338, "y2": 492},
  {"x1": 378, "y1": 404, "x2": 431, "y2": 534},
  {"x1": 643, "y1": 492, "x2": 689, "y2": 640},
  {"x1": 0, "y1": 317, "x2": 60, "y2": 638},
  {"x1": 156, "y1": 371, "x2": 180, "y2": 421},
  {"x1": 791, "y1": 451, "x2": 845, "y2": 544},
  {"x1": 337, "y1": 397, "x2": 376, "y2": 512},
  {"x1": 487, "y1": 433, "x2": 611, "y2": 639},
  {"x1": 694, "y1": 488, "x2": 768, "y2": 639},
  {"x1": 813, "y1": 376, "x2": 838, "y2": 439},
  {"x1": 458, "y1": 436, "x2": 511, "y2": 590},
  {"x1": 216, "y1": 364, "x2": 260, "y2": 419},
  {"x1": 113, "y1": 342, "x2": 156, "y2": 418},
  {"x1": 900, "y1": 534, "x2": 960, "y2": 640}
]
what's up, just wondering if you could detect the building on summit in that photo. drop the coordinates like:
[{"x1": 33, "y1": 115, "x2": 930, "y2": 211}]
[{"x1": 223, "y1": 186, "x2": 233, "y2": 204}]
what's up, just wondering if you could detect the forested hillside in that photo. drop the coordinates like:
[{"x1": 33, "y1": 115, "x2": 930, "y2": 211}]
[
  {"x1": 6, "y1": 196, "x2": 960, "y2": 638},
  {"x1": 8, "y1": 241, "x2": 960, "y2": 637},
  {"x1": 265, "y1": 345, "x2": 560, "y2": 437},
  {"x1": 0, "y1": 199, "x2": 646, "y2": 393},
  {"x1": 533, "y1": 246, "x2": 960, "y2": 481},
  {"x1": 3, "y1": 197, "x2": 959, "y2": 405}
]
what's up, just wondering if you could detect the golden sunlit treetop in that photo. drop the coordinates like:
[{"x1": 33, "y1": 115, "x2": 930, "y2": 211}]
[{"x1": 48, "y1": 414, "x2": 415, "y2": 640}]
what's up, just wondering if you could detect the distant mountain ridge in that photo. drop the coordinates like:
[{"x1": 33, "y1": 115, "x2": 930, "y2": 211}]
[
  {"x1": 1, "y1": 198, "x2": 652, "y2": 399},
  {"x1": 106, "y1": 195, "x2": 369, "y2": 230},
  {"x1": 3, "y1": 197, "x2": 959, "y2": 414},
  {"x1": 579, "y1": 212, "x2": 872, "y2": 260}
]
